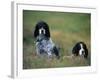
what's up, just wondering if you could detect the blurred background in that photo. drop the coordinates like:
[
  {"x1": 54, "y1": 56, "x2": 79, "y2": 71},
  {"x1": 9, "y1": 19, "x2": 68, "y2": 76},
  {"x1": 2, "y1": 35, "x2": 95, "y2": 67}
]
[{"x1": 23, "y1": 10, "x2": 91, "y2": 69}]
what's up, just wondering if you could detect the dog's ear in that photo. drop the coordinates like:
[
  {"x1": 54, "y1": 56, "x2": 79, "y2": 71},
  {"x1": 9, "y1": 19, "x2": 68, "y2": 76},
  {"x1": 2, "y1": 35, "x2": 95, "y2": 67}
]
[
  {"x1": 72, "y1": 43, "x2": 79, "y2": 56},
  {"x1": 33, "y1": 25, "x2": 39, "y2": 38},
  {"x1": 83, "y1": 43, "x2": 88, "y2": 58},
  {"x1": 45, "y1": 23, "x2": 50, "y2": 38}
]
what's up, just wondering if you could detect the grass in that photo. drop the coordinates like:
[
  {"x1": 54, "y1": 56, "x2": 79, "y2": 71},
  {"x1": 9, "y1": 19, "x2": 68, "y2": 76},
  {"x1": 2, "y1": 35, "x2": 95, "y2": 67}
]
[{"x1": 23, "y1": 10, "x2": 91, "y2": 69}]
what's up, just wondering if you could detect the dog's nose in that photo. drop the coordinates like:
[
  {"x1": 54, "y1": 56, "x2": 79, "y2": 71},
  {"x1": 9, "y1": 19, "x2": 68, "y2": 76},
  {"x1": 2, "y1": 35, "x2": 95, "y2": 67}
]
[
  {"x1": 82, "y1": 51, "x2": 85, "y2": 54},
  {"x1": 41, "y1": 30, "x2": 44, "y2": 34}
]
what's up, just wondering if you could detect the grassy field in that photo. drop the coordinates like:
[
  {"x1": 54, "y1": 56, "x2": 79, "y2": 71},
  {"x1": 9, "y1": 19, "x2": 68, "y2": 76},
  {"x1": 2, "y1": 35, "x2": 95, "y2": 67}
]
[{"x1": 23, "y1": 10, "x2": 91, "y2": 69}]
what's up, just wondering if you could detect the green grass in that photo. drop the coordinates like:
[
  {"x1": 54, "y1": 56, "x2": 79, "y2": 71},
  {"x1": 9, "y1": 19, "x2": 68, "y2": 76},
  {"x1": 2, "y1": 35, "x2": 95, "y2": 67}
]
[{"x1": 23, "y1": 10, "x2": 91, "y2": 69}]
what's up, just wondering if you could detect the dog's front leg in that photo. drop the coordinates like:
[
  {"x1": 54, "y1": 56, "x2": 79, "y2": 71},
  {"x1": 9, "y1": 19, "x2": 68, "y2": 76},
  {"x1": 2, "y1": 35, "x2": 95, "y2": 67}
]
[
  {"x1": 35, "y1": 42, "x2": 41, "y2": 56},
  {"x1": 47, "y1": 52, "x2": 52, "y2": 59}
]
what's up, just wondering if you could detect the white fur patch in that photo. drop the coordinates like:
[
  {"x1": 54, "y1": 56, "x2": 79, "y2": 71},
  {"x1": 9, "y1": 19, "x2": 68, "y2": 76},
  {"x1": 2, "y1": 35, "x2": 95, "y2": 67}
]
[{"x1": 79, "y1": 43, "x2": 85, "y2": 56}]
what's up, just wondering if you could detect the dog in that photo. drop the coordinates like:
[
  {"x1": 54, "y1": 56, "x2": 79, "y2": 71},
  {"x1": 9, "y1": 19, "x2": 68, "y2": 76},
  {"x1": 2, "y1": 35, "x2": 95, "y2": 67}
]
[
  {"x1": 33, "y1": 21, "x2": 60, "y2": 59},
  {"x1": 72, "y1": 42, "x2": 88, "y2": 58}
]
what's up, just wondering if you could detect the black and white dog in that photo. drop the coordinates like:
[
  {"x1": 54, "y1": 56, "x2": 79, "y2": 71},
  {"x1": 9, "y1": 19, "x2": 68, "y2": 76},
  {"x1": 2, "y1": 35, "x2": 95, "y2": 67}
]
[
  {"x1": 72, "y1": 42, "x2": 88, "y2": 58},
  {"x1": 33, "y1": 21, "x2": 60, "y2": 59}
]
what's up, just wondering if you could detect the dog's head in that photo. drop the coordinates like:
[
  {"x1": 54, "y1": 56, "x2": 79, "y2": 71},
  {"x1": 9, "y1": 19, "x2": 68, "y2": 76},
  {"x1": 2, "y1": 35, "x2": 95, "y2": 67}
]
[
  {"x1": 72, "y1": 42, "x2": 88, "y2": 58},
  {"x1": 34, "y1": 21, "x2": 50, "y2": 39}
]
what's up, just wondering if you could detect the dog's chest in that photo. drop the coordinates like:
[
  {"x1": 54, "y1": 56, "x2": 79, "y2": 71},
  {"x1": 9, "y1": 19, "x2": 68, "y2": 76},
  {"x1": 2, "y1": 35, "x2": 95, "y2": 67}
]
[{"x1": 37, "y1": 39, "x2": 54, "y2": 52}]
